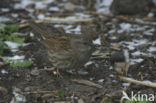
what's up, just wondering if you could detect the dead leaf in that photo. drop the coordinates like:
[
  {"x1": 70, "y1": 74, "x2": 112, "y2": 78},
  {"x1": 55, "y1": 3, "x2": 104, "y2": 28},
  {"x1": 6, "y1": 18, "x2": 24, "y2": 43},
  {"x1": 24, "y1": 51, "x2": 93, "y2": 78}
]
[
  {"x1": 64, "y1": 2, "x2": 76, "y2": 11},
  {"x1": 31, "y1": 69, "x2": 40, "y2": 76},
  {"x1": 112, "y1": 44, "x2": 121, "y2": 50},
  {"x1": 0, "y1": 86, "x2": 8, "y2": 94},
  {"x1": 78, "y1": 98, "x2": 85, "y2": 103},
  {"x1": 44, "y1": 66, "x2": 55, "y2": 71}
]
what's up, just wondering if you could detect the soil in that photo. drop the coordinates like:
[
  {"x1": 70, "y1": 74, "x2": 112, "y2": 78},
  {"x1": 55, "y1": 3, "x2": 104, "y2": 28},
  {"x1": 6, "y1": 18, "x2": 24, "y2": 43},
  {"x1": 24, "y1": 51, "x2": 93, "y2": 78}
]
[{"x1": 0, "y1": 0, "x2": 156, "y2": 103}]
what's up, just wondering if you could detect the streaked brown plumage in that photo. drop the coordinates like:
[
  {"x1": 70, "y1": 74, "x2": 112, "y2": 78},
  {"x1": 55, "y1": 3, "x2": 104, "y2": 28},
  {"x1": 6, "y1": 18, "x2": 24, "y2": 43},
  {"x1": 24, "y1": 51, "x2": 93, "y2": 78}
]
[{"x1": 29, "y1": 22, "x2": 94, "y2": 70}]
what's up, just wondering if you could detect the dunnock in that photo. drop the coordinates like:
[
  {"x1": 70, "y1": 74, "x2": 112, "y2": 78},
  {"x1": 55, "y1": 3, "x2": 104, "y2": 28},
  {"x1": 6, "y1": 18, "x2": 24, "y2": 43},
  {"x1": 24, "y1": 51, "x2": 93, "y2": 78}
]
[{"x1": 29, "y1": 22, "x2": 95, "y2": 71}]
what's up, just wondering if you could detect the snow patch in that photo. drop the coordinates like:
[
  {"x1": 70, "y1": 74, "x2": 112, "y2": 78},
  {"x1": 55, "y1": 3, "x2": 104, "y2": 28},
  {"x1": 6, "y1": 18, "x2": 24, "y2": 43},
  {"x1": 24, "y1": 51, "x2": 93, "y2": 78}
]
[
  {"x1": 122, "y1": 83, "x2": 131, "y2": 87},
  {"x1": 49, "y1": 7, "x2": 60, "y2": 11},
  {"x1": 1, "y1": 69, "x2": 8, "y2": 74},
  {"x1": 98, "y1": 79, "x2": 104, "y2": 83},
  {"x1": 37, "y1": 14, "x2": 45, "y2": 20},
  {"x1": 5, "y1": 41, "x2": 20, "y2": 52},
  {"x1": 95, "y1": 0, "x2": 113, "y2": 13},
  {"x1": 120, "y1": 23, "x2": 132, "y2": 31},
  {"x1": 93, "y1": 38, "x2": 101, "y2": 45},
  {"x1": 148, "y1": 47, "x2": 156, "y2": 52},
  {"x1": 130, "y1": 58, "x2": 144, "y2": 65},
  {"x1": 6, "y1": 55, "x2": 25, "y2": 60}
]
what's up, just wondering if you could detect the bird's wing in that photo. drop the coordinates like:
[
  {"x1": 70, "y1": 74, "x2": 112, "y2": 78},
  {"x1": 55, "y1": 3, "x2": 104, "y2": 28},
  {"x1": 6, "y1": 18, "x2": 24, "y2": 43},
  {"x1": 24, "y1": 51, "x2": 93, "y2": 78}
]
[{"x1": 42, "y1": 35, "x2": 72, "y2": 51}]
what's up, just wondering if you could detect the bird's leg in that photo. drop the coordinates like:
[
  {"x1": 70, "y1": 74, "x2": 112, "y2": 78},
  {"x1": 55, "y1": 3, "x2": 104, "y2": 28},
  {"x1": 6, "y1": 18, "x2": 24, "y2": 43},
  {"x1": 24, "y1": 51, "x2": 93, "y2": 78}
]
[
  {"x1": 55, "y1": 68, "x2": 63, "y2": 78},
  {"x1": 74, "y1": 69, "x2": 79, "y2": 77}
]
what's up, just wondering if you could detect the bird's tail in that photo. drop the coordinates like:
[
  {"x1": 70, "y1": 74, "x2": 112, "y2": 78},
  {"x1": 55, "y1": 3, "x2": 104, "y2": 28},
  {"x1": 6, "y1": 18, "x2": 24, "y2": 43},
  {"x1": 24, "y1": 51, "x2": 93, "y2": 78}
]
[{"x1": 29, "y1": 21, "x2": 50, "y2": 40}]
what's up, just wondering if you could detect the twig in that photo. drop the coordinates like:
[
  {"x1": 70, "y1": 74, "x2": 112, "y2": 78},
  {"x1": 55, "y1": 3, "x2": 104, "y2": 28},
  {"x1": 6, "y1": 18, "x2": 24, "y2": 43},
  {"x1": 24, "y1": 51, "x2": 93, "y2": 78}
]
[
  {"x1": 23, "y1": 90, "x2": 57, "y2": 94},
  {"x1": 91, "y1": 50, "x2": 110, "y2": 59},
  {"x1": 44, "y1": 17, "x2": 92, "y2": 22},
  {"x1": 118, "y1": 76, "x2": 156, "y2": 88},
  {"x1": 84, "y1": 11, "x2": 156, "y2": 26},
  {"x1": 19, "y1": 17, "x2": 93, "y2": 28},
  {"x1": 71, "y1": 79, "x2": 103, "y2": 88}
]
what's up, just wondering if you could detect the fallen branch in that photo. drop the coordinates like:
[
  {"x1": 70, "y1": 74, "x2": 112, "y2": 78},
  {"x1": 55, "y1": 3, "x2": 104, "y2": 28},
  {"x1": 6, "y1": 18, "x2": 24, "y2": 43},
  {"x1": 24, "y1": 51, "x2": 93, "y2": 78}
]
[
  {"x1": 72, "y1": 79, "x2": 103, "y2": 88},
  {"x1": 44, "y1": 17, "x2": 92, "y2": 22},
  {"x1": 23, "y1": 90, "x2": 57, "y2": 94},
  {"x1": 84, "y1": 11, "x2": 156, "y2": 26},
  {"x1": 19, "y1": 17, "x2": 92, "y2": 28},
  {"x1": 118, "y1": 76, "x2": 156, "y2": 88}
]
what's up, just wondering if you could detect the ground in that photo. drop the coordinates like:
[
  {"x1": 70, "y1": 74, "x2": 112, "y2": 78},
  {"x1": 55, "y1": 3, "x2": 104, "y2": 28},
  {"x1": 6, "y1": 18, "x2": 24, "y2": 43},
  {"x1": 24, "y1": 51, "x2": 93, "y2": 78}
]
[{"x1": 0, "y1": 0, "x2": 156, "y2": 103}]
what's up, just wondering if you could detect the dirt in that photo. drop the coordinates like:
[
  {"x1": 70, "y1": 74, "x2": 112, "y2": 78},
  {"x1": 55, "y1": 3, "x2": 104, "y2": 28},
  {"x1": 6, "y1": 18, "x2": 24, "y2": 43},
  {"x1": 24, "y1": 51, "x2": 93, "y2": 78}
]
[{"x1": 0, "y1": 0, "x2": 156, "y2": 103}]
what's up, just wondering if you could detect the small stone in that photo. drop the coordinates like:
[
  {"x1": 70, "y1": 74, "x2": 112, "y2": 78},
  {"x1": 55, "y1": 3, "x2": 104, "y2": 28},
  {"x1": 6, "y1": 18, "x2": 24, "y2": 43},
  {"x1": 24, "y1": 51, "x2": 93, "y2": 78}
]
[
  {"x1": 0, "y1": 62, "x2": 4, "y2": 67},
  {"x1": 64, "y1": 2, "x2": 76, "y2": 11},
  {"x1": 31, "y1": 69, "x2": 40, "y2": 76},
  {"x1": 0, "y1": 86, "x2": 8, "y2": 94},
  {"x1": 110, "y1": 0, "x2": 152, "y2": 15},
  {"x1": 78, "y1": 98, "x2": 85, "y2": 103},
  {"x1": 24, "y1": 87, "x2": 31, "y2": 92}
]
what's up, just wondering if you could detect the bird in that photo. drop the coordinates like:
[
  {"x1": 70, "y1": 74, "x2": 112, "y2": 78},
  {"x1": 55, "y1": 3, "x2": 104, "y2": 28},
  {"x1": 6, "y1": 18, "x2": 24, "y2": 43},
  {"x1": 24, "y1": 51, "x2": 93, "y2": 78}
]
[{"x1": 29, "y1": 21, "x2": 95, "y2": 73}]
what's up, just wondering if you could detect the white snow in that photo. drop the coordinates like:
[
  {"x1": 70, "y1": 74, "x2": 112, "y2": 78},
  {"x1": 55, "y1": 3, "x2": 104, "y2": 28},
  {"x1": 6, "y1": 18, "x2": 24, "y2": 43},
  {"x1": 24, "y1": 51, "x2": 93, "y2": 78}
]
[
  {"x1": 1, "y1": 69, "x2": 8, "y2": 74},
  {"x1": 109, "y1": 66, "x2": 113, "y2": 70},
  {"x1": 1, "y1": 8, "x2": 10, "y2": 12},
  {"x1": 95, "y1": 0, "x2": 113, "y2": 13},
  {"x1": 117, "y1": 29, "x2": 124, "y2": 34},
  {"x1": 135, "y1": 25, "x2": 148, "y2": 31},
  {"x1": 144, "y1": 28, "x2": 155, "y2": 36},
  {"x1": 30, "y1": 32, "x2": 34, "y2": 37},
  {"x1": 127, "y1": 45, "x2": 135, "y2": 50},
  {"x1": 148, "y1": 13, "x2": 154, "y2": 17},
  {"x1": 49, "y1": 7, "x2": 60, "y2": 11},
  {"x1": 65, "y1": 13, "x2": 91, "y2": 19},
  {"x1": 11, "y1": 13, "x2": 19, "y2": 18},
  {"x1": 0, "y1": 16, "x2": 11, "y2": 22},
  {"x1": 109, "y1": 74, "x2": 114, "y2": 78},
  {"x1": 6, "y1": 55, "x2": 25, "y2": 60},
  {"x1": 37, "y1": 14, "x2": 45, "y2": 20},
  {"x1": 112, "y1": 80, "x2": 117, "y2": 83},
  {"x1": 124, "y1": 49, "x2": 129, "y2": 62},
  {"x1": 120, "y1": 39, "x2": 149, "y2": 50},
  {"x1": 148, "y1": 47, "x2": 156, "y2": 52},
  {"x1": 89, "y1": 78, "x2": 94, "y2": 81},
  {"x1": 75, "y1": 13, "x2": 91, "y2": 18},
  {"x1": 70, "y1": 25, "x2": 81, "y2": 34},
  {"x1": 98, "y1": 79, "x2": 104, "y2": 83},
  {"x1": 132, "y1": 51, "x2": 146, "y2": 56},
  {"x1": 93, "y1": 38, "x2": 101, "y2": 45},
  {"x1": 135, "y1": 18, "x2": 144, "y2": 23},
  {"x1": 130, "y1": 58, "x2": 144, "y2": 65},
  {"x1": 133, "y1": 39, "x2": 149, "y2": 45},
  {"x1": 10, "y1": 92, "x2": 26, "y2": 103},
  {"x1": 5, "y1": 41, "x2": 20, "y2": 52},
  {"x1": 120, "y1": 23, "x2": 132, "y2": 32},
  {"x1": 54, "y1": 24, "x2": 72, "y2": 33},
  {"x1": 85, "y1": 61, "x2": 94, "y2": 66},
  {"x1": 14, "y1": 0, "x2": 54, "y2": 9},
  {"x1": 143, "y1": 80, "x2": 153, "y2": 83},
  {"x1": 14, "y1": 0, "x2": 33, "y2": 9},
  {"x1": 109, "y1": 36, "x2": 117, "y2": 40},
  {"x1": 108, "y1": 29, "x2": 116, "y2": 34},
  {"x1": 122, "y1": 83, "x2": 131, "y2": 87},
  {"x1": 54, "y1": 24, "x2": 81, "y2": 34}
]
